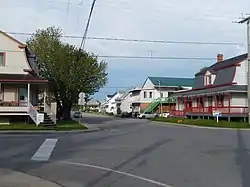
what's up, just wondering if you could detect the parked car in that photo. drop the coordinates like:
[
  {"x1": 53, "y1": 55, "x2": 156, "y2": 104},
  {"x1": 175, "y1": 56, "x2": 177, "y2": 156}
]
[
  {"x1": 138, "y1": 112, "x2": 158, "y2": 119},
  {"x1": 161, "y1": 112, "x2": 170, "y2": 118},
  {"x1": 121, "y1": 112, "x2": 132, "y2": 118},
  {"x1": 74, "y1": 111, "x2": 82, "y2": 118}
]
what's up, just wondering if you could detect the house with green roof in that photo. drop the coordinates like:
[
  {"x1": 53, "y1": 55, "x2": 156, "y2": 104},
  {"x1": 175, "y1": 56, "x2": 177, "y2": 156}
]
[{"x1": 139, "y1": 76, "x2": 194, "y2": 113}]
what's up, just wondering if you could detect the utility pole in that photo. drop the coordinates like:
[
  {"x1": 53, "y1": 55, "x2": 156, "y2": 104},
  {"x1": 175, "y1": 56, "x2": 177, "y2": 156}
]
[
  {"x1": 238, "y1": 16, "x2": 250, "y2": 124},
  {"x1": 158, "y1": 80, "x2": 163, "y2": 117}
]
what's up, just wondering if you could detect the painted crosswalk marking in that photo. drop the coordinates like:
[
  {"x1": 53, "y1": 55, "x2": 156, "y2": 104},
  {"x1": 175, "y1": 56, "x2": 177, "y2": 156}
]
[{"x1": 31, "y1": 139, "x2": 58, "y2": 161}]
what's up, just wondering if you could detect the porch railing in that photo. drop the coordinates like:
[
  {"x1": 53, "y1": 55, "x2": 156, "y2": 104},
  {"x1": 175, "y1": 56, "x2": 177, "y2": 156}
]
[
  {"x1": 44, "y1": 103, "x2": 57, "y2": 124},
  {"x1": 170, "y1": 106, "x2": 248, "y2": 117},
  {"x1": 28, "y1": 103, "x2": 41, "y2": 126}
]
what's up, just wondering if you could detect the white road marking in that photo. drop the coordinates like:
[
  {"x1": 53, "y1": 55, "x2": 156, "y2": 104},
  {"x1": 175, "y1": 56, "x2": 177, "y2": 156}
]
[
  {"x1": 60, "y1": 161, "x2": 173, "y2": 187},
  {"x1": 31, "y1": 139, "x2": 58, "y2": 161}
]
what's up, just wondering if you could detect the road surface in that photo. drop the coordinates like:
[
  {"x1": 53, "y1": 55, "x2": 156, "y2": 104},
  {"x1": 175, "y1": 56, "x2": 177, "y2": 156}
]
[{"x1": 0, "y1": 114, "x2": 249, "y2": 187}]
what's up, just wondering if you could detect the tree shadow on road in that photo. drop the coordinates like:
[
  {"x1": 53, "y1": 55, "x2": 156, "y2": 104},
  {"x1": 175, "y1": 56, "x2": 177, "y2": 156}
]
[
  {"x1": 84, "y1": 138, "x2": 171, "y2": 187},
  {"x1": 236, "y1": 130, "x2": 250, "y2": 187}
]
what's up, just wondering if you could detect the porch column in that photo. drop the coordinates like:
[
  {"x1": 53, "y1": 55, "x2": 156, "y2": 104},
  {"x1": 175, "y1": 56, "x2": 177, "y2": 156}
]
[
  {"x1": 177, "y1": 97, "x2": 179, "y2": 111},
  {"x1": 27, "y1": 83, "x2": 30, "y2": 105},
  {"x1": 44, "y1": 88, "x2": 47, "y2": 107},
  {"x1": 213, "y1": 94, "x2": 216, "y2": 108},
  {"x1": 228, "y1": 93, "x2": 231, "y2": 114},
  {"x1": 198, "y1": 96, "x2": 200, "y2": 112}
]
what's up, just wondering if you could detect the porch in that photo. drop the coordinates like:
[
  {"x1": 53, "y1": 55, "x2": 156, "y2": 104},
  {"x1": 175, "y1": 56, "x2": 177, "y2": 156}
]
[
  {"x1": 0, "y1": 82, "x2": 56, "y2": 125},
  {"x1": 170, "y1": 86, "x2": 248, "y2": 118},
  {"x1": 170, "y1": 106, "x2": 248, "y2": 117},
  {"x1": 0, "y1": 83, "x2": 47, "y2": 113}
]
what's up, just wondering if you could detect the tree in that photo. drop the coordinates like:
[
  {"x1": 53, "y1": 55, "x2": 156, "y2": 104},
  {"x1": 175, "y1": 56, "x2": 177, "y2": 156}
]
[{"x1": 27, "y1": 27, "x2": 108, "y2": 120}]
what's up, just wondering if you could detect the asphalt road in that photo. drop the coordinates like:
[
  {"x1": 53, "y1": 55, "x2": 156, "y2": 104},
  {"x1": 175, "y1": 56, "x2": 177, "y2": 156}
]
[{"x1": 1, "y1": 114, "x2": 250, "y2": 187}]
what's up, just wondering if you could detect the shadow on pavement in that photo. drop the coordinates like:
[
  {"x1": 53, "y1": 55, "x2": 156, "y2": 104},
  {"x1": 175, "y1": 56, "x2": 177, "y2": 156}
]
[
  {"x1": 85, "y1": 138, "x2": 171, "y2": 187},
  {"x1": 236, "y1": 130, "x2": 250, "y2": 187}
]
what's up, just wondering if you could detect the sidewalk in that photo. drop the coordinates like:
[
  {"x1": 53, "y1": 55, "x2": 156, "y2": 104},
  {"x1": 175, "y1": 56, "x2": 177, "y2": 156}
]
[{"x1": 0, "y1": 168, "x2": 61, "y2": 187}]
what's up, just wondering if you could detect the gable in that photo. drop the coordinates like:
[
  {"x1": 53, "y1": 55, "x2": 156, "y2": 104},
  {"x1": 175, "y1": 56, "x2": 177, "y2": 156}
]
[
  {"x1": 205, "y1": 70, "x2": 211, "y2": 76},
  {"x1": 0, "y1": 31, "x2": 31, "y2": 74},
  {"x1": 142, "y1": 78, "x2": 155, "y2": 89},
  {"x1": 0, "y1": 31, "x2": 26, "y2": 51}
]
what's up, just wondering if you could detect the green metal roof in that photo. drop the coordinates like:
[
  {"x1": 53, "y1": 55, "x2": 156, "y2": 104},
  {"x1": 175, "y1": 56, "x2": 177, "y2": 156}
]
[{"x1": 148, "y1": 77, "x2": 194, "y2": 87}]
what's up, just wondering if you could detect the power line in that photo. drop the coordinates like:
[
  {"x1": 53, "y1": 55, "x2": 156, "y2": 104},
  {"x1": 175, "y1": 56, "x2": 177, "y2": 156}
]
[
  {"x1": 65, "y1": 0, "x2": 71, "y2": 29},
  {"x1": 75, "y1": 0, "x2": 84, "y2": 32},
  {"x1": 0, "y1": 49, "x2": 214, "y2": 61},
  {"x1": 97, "y1": 55, "x2": 214, "y2": 61},
  {"x1": 79, "y1": 0, "x2": 97, "y2": 50},
  {"x1": 7, "y1": 32, "x2": 243, "y2": 46}
]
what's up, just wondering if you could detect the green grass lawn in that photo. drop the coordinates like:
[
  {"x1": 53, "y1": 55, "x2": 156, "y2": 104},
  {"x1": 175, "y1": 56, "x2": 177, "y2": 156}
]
[
  {"x1": 152, "y1": 117, "x2": 250, "y2": 129},
  {"x1": 0, "y1": 120, "x2": 87, "y2": 131}
]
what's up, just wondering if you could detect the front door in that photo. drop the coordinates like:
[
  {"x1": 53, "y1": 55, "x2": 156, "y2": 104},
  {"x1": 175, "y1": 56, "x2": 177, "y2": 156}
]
[{"x1": 19, "y1": 88, "x2": 28, "y2": 106}]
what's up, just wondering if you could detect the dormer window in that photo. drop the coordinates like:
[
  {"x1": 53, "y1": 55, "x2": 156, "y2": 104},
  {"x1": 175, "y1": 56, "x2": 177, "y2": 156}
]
[
  {"x1": 206, "y1": 75, "x2": 212, "y2": 85},
  {"x1": 204, "y1": 70, "x2": 215, "y2": 86}
]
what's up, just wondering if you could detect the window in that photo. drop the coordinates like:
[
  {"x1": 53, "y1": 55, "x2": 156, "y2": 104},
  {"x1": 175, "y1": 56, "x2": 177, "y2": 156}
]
[
  {"x1": 196, "y1": 97, "x2": 204, "y2": 107},
  {"x1": 149, "y1": 92, "x2": 153, "y2": 98},
  {"x1": 205, "y1": 75, "x2": 213, "y2": 85},
  {"x1": 207, "y1": 75, "x2": 212, "y2": 85},
  {"x1": 216, "y1": 95, "x2": 224, "y2": 106},
  {"x1": 144, "y1": 91, "x2": 147, "y2": 98},
  {"x1": 0, "y1": 53, "x2": 4, "y2": 66}
]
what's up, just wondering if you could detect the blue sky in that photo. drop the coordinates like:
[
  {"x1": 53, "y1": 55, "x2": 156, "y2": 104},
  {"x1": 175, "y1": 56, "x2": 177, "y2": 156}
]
[{"x1": 1, "y1": 0, "x2": 249, "y2": 100}]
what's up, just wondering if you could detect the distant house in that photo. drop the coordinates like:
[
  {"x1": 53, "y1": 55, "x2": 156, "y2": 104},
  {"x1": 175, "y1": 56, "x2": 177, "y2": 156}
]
[
  {"x1": 139, "y1": 77, "x2": 194, "y2": 113},
  {"x1": 129, "y1": 86, "x2": 142, "y2": 115},
  {"x1": 115, "y1": 91, "x2": 131, "y2": 114},
  {"x1": 86, "y1": 99, "x2": 100, "y2": 112},
  {"x1": 171, "y1": 54, "x2": 248, "y2": 120},
  {"x1": 0, "y1": 30, "x2": 56, "y2": 125},
  {"x1": 105, "y1": 91, "x2": 125, "y2": 114}
]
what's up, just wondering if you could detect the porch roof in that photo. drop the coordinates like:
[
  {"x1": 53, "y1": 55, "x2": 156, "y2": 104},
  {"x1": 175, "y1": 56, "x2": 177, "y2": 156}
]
[
  {"x1": 171, "y1": 85, "x2": 247, "y2": 97},
  {"x1": 0, "y1": 73, "x2": 48, "y2": 83}
]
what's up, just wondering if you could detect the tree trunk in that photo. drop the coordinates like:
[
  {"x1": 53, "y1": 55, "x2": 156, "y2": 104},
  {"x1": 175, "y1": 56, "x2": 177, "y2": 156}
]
[{"x1": 62, "y1": 100, "x2": 72, "y2": 120}]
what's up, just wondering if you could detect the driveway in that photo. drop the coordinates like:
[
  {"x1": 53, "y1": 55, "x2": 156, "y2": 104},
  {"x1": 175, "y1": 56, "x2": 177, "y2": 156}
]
[{"x1": 0, "y1": 115, "x2": 249, "y2": 187}]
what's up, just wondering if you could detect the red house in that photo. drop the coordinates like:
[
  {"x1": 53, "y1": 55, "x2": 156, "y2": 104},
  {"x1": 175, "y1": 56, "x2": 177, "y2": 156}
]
[{"x1": 171, "y1": 54, "x2": 248, "y2": 121}]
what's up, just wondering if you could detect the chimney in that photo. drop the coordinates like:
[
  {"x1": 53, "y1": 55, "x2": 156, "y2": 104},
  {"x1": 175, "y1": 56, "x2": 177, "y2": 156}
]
[{"x1": 217, "y1": 54, "x2": 223, "y2": 62}]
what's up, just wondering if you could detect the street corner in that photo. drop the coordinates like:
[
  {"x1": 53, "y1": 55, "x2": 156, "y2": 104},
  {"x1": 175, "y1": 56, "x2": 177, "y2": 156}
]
[{"x1": 0, "y1": 168, "x2": 62, "y2": 187}]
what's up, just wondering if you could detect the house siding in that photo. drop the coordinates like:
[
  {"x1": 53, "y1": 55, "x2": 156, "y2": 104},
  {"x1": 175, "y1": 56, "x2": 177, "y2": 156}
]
[
  {"x1": 233, "y1": 60, "x2": 247, "y2": 85},
  {"x1": 231, "y1": 93, "x2": 247, "y2": 107},
  {"x1": 0, "y1": 33, "x2": 31, "y2": 74},
  {"x1": 121, "y1": 94, "x2": 132, "y2": 113}
]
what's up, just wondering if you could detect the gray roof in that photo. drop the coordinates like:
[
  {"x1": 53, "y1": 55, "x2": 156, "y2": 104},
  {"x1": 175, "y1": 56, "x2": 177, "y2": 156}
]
[
  {"x1": 130, "y1": 85, "x2": 142, "y2": 92},
  {"x1": 172, "y1": 85, "x2": 247, "y2": 97},
  {"x1": 195, "y1": 54, "x2": 247, "y2": 76},
  {"x1": 193, "y1": 54, "x2": 248, "y2": 89}
]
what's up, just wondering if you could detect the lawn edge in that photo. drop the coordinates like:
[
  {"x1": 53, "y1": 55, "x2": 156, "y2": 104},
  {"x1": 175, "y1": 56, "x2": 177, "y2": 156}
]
[
  {"x1": 151, "y1": 120, "x2": 250, "y2": 131},
  {"x1": 0, "y1": 127, "x2": 100, "y2": 133}
]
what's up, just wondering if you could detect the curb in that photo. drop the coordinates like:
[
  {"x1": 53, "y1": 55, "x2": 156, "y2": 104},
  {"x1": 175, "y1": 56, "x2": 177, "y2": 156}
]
[
  {"x1": 0, "y1": 128, "x2": 101, "y2": 134},
  {"x1": 151, "y1": 121, "x2": 250, "y2": 131}
]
